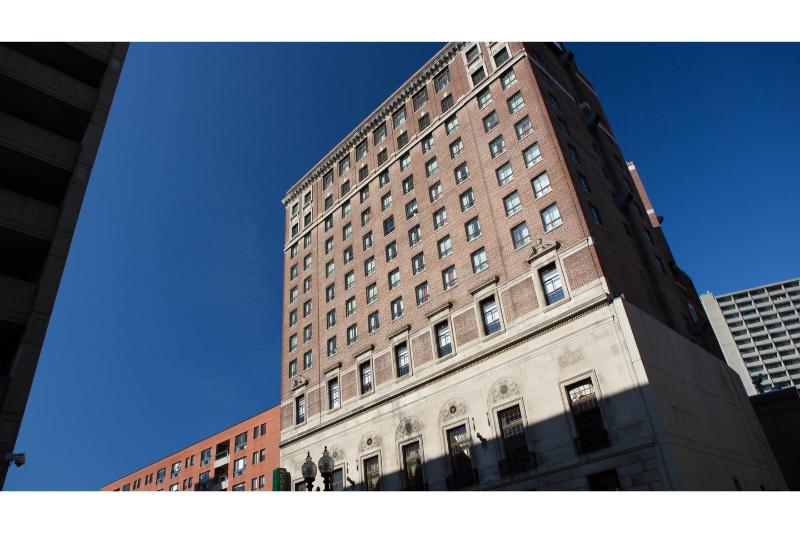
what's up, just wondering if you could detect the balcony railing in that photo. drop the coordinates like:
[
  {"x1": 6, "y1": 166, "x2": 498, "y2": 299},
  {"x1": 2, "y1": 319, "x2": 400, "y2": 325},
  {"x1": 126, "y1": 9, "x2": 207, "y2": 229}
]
[
  {"x1": 446, "y1": 468, "x2": 479, "y2": 490},
  {"x1": 574, "y1": 428, "x2": 610, "y2": 455},
  {"x1": 498, "y1": 450, "x2": 538, "y2": 477}
]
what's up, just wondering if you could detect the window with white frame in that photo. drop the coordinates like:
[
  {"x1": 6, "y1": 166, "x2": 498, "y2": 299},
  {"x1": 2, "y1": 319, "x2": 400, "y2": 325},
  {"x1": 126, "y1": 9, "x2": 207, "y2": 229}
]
[
  {"x1": 465, "y1": 217, "x2": 481, "y2": 242},
  {"x1": 540, "y1": 264, "x2": 564, "y2": 304},
  {"x1": 416, "y1": 282, "x2": 430, "y2": 305},
  {"x1": 438, "y1": 235, "x2": 453, "y2": 258},
  {"x1": 426, "y1": 157, "x2": 439, "y2": 177},
  {"x1": 446, "y1": 114, "x2": 459, "y2": 135},
  {"x1": 504, "y1": 191, "x2": 522, "y2": 217},
  {"x1": 442, "y1": 265, "x2": 458, "y2": 290},
  {"x1": 460, "y1": 188, "x2": 475, "y2": 211},
  {"x1": 531, "y1": 171, "x2": 551, "y2": 198},
  {"x1": 523, "y1": 143, "x2": 542, "y2": 168},
  {"x1": 541, "y1": 203, "x2": 563, "y2": 231},
  {"x1": 434, "y1": 67, "x2": 451, "y2": 92},
  {"x1": 449, "y1": 138, "x2": 464, "y2": 159},
  {"x1": 511, "y1": 221, "x2": 531, "y2": 250},
  {"x1": 478, "y1": 88, "x2": 493, "y2": 109},
  {"x1": 507, "y1": 92, "x2": 524, "y2": 114},
  {"x1": 471, "y1": 247, "x2": 489, "y2": 273},
  {"x1": 501, "y1": 68, "x2": 517, "y2": 90},
  {"x1": 496, "y1": 162, "x2": 514, "y2": 186}
]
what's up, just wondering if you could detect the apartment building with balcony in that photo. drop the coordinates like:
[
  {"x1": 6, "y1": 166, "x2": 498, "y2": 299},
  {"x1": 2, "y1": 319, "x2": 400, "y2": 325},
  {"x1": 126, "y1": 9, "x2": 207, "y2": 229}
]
[
  {"x1": 278, "y1": 42, "x2": 784, "y2": 490},
  {"x1": 102, "y1": 404, "x2": 280, "y2": 492},
  {"x1": 701, "y1": 278, "x2": 800, "y2": 395},
  {"x1": 0, "y1": 42, "x2": 128, "y2": 488}
]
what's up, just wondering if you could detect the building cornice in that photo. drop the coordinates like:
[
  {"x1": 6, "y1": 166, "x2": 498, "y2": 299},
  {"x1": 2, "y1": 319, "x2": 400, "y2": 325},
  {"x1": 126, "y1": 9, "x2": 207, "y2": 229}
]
[{"x1": 282, "y1": 42, "x2": 466, "y2": 205}]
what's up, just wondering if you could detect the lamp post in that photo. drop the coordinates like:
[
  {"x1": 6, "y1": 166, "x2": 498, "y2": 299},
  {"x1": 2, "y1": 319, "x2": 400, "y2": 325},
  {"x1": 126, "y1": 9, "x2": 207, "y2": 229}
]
[
  {"x1": 301, "y1": 452, "x2": 317, "y2": 491},
  {"x1": 318, "y1": 446, "x2": 334, "y2": 491}
]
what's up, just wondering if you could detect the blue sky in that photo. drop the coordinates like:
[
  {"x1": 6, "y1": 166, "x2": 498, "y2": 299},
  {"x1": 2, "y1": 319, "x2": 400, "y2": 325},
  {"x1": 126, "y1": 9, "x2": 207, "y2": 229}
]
[{"x1": 6, "y1": 43, "x2": 799, "y2": 490}]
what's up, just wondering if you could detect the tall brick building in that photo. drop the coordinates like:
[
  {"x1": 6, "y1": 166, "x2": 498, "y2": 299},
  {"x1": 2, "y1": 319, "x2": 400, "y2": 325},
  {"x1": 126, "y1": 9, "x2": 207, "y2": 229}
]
[
  {"x1": 0, "y1": 42, "x2": 128, "y2": 488},
  {"x1": 278, "y1": 43, "x2": 784, "y2": 490},
  {"x1": 102, "y1": 405, "x2": 281, "y2": 492}
]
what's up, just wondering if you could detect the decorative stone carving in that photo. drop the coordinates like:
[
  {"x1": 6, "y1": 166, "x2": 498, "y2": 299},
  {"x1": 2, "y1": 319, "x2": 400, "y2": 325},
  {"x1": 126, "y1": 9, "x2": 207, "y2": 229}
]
[
  {"x1": 395, "y1": 416, "x2": 423, "y2": 442},
  {"x1": 439, "y1": 399, "x2": 467, "y2": 423},
  {"x1": 489, "y1": 378, "x2": 521, "y2": 405},
  {"x1": 359, "y1": 432, "x2": 381, "y2": 453},
  {"x1": 526, "y1": 237, "x2": 560, "y2": 264},
  {"x1": 290, "y1": 376, "x2": 308, "y2": 390},
  {"x1": 329, "y1": 445, "x2": 346, "y2": 462},
  {"x1": 558, "y1": 351, "x2": 584, "y2": 369}
]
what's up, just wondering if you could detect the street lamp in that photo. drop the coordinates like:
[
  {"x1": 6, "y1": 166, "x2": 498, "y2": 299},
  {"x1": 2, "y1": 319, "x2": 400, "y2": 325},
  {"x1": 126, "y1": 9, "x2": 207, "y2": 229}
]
[
  {"x1": 318, "y1": 446, "x2": 334, "y2": 491},
  {"x1": 301, "y1": 452, "x2": 317, "y2": 491}
]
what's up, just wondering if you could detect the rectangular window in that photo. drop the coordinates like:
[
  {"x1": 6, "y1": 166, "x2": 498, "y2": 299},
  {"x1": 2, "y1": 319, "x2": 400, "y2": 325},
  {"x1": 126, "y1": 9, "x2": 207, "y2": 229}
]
[
  {"x1": 234, "y1": 432, "x2": 247, "y2": 452},
  {"x1": 402, "y1": 441, "x2": 425, "y2": 490},
  {"x1": 515, "y1": 115, "x2": 532, "y2": 140},
  {"x1": 383, "y1": 216, "x2": 395, "y2": 236},
  {"x1": 429, "y1": 181, "x2": 443, "y2": 203},
  {"x1": 438, "y1": 235, "x2": 453, "y2": 259},
  {"x1": 346, "y1": 296, "x2": 357, "y2": 317},
  {"x1": 489, "y1": 135, "x2": 506, "y2": 158},
  {"x1": 416, "y1": 282, "x2": 430, "y2": 306},
  {"x1": 540, "y1": 264, "x2": 565, "y2": 304},
  {"x1": 327, "y1": 336, "x2": 337, "y2": 357},
  {"x1": 497, "y1": 404, "x2": 531, "y2": 472},
  {"x1": 504, "y1": 191, "x2": 522, "y2": 217},
  {"x1": 483, "y1": 111, "x2": 499, "y2": 133},
  {"x1": 471, "y1": 247, "x2": 489, "y2": 273},
  {"x1": 402, "y1": 175, "x2": 414, "y2": 194},
  {"x1": 412, "y1": 252, "x2": 425, "y2": 275},
  {"x1": 480, "y1": 297, "x2": 501, "y2": 335},
  {"x1": 295, "y1": 395, "x2": 305, "y2": 424},
  {"x1": 421, "y1": 134, "x2": 434, "y2": 154},
  {"x1": 418, "y1": 113, "x2": 430, "y2": 130},
  {"x1": 471, "y1": 66, "x2": 486, "y2": 85},
  {"x1": 478, "y1": 88, "x2": 493, "y2": 109},
  {"x1": 449, "y1": 138, "x2": 464, "y2": 159},
  {"x1": 523, "y1": 143, "x2": 542, "y2": 168},
  {"x1": 363, "y1": 231, "x2": 373, "y2": 251},
  {"x1": 200, "y1": 448, "x2": 211, "y2": 466},
  {"x1": 454, "y1": 163, "x2": 469, "y2": 185},
  {"x1": 441, "y1": 94, "x2": 454, "y2": 112},
  {"x1": 507, "y1": 92, "x2": 525, "y2": 114},
  {"x1": 303, "y1": 350, "x2": 312, "y2": 369},
  {"x1": 288, "y1": 359, "x2": 297, "y2": 378},
  {"x1": 567, "y1": 379, "x2": 609, "y2": 454},
  {"x1": 434, "y1": 67, "x2": 451, "y2": 92},
  {"x1": 345, "y1": 270, "x2": 355, "y2": 290},
  {"x1": 386, "y1": 240, "x2": 398, "y2": 262},
  {"x1": 395, "y1": 342, "x2": 410, "y2": 377},
  {"x1": 397, "y1": 131, "x2": 409, "y2": 148},
  {"x1": 405, "y1": 199, "x2": 418, "y2": 219},
  {"x1": 328, "y1": 377, "x2": 340, "y2": 410},
  {"x1": 360, "y1": 185, "x2": 369, "y2": 203},
  {"x1": 393, "y1": 106, "x2": 406, "y2": 128},
  {"x1": 326, "y1": 309, "x2": 336, "y2": 329},
  {"x1": 511, "y1": 222, "x2": 531, "y2": 249},
  {"x1": 359, "y1": 360, "x2": 373, "y2": 394},
  {"x1": 442, "y1": 265, "x2": 458, "y2": 291},
  {"x1": 339, "y1": 156, "x2": 351, "y2": 175},
  {"x1": 233, "y1": 457, "x2": 246, "y2": 477},
  {"x1": 433, "y1": 207, "x2": 448, "y2": 230},
  {"x1": 541, "y1": 203, "x2": 563, "y2": 231},
  {"x1": 496, "y1": 162, "x2": 513, "y2": 186},
  {"x1": 358, "y1": 164, "x2": 369, "y2": 181},
  {"x1": 381, "y1": 191, "x2": 392, "y2": 211},
  {"x1": 356, "y1": 140, "x2": 368, "y2": 161},
  {"x1": 465, "y1": 217, "x2": 481, "y2": 242},
  {"x1": 399, "y1": 152, "x2": 411, "y2": 172},
  {"x1": 531, "y1": 171, "x2": 551, "y2": 198},
  {"x1": 170, "y1": 461, "x2": 181, "y2": 478},
  {"x1": 377, "y1": 148, "x2": 388, "y2": 165},
  {"x1": 501, "y1": 68, "x2": 517, "y2": 90},
  {"x1": 342, "y1": 223, "x2": 352, "y2": 240},
  {"x1": 446, "y1": 425, "x2": 474, "y2": 487},
  {"x1": 347, "y1": 324, "x2": 358, "y2": 345},
  {"x1": 323, "y1": 171, "x2": 333, "y2": 190},
  {"x1": 343, "y1": 246, "x2": 353, "y2": 264},
  {"x1": 445, "y1": 115, "x2": 459, "y2": 135},
  {"x1": 405, "y1": 225, "x2": 420, "y2": 247},
  {"x1": 493, "y1": 47, "x2": 510, "y2": 66},
  {"x1": 366, "y1": 283, "x2": 377, "y2": 304},
  {"x1": 589, "y1": 203, "x2": 603, "y2": 226},
  {"x1": 426, "y1": 157, "x2": 439, "y2": 177},
  {"x1": 391, "y1": 297, "x2": 404, "y2": 320},
  {"x1": 460, "y1": 188, "x2": 475, "y2": 212},
  {"x1": 363, "y1": 456, "x2": 381, "y2": 491},
  {"x1": 465, "y1": 44, "x2": 480, "y2": 64},
  {"x1": 388, "y1": 268, "x2": 401, "y2": 290},
  {"x1": 413, "y1": 87, "x2": 428, "y2": 111},
  {"x1": 331, "y1": 469, "x2": 343, "y2": 491},
  {"x1": 373, "y1": 123, "x2": 387, "y2": 144},
  {"x1": 368, "y1": 311, "x2": 380, "y2": 333}
]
